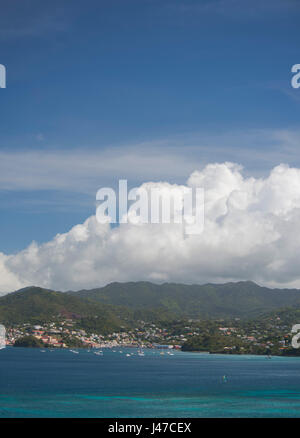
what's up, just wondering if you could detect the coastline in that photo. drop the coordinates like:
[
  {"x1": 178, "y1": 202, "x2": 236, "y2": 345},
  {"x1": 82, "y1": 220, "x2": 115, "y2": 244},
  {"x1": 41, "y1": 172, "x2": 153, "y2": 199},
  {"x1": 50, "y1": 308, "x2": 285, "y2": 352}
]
[{"x1": 8, "y1": 344, "x2": 300, "y2": 358}]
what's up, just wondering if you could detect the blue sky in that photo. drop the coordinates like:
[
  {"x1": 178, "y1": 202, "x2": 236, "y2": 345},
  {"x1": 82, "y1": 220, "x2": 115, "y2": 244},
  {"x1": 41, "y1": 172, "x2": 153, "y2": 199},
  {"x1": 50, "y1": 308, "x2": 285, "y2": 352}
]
[{"x1": 0, "y1": 0, "x2": 300, "y2": 253}]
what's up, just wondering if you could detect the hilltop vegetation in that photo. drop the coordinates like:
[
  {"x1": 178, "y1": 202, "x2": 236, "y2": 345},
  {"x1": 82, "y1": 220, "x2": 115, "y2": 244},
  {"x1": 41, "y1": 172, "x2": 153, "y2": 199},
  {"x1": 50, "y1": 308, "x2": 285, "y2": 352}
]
[
  {"x1": 68, "y1": 280, "x2": 300, "y2": 319},
  {"x1": 2, "y1": 281, "x2": 300, "y2": 335},
  {"x1": 0, "y1": 287, "x2": 131, "y2": 333}
]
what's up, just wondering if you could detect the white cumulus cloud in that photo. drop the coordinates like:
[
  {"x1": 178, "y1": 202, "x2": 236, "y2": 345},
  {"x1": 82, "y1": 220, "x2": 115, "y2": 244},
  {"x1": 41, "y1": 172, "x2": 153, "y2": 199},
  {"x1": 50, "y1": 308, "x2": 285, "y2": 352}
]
[{"x1": 2, "y1": 162, "x2": 300, "y2": 294}]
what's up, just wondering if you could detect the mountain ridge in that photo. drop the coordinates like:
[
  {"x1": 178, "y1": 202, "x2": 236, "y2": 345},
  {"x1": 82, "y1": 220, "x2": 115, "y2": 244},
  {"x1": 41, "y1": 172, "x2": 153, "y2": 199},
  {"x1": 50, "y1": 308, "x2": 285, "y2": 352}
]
[
  {"x1": 67, "y1": 280, "x2": 300, "y2": 319},
  {"x1": 1, "y1": 280, "x2": 300, "y2": 323}
]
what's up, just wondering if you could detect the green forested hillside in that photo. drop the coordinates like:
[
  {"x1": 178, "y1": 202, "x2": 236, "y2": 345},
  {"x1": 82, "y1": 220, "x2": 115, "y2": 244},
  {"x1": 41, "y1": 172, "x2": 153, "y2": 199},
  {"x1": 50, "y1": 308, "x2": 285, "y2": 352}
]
[
  {"x1": 68, "y1": 281, "x2": 300, "y2": 319},
  {"x1": 0, "y1": 286, "x2": 130, "y2": 333},
  {"x1": 2, "y1": 281, "x2": 300, "y2": 327}
]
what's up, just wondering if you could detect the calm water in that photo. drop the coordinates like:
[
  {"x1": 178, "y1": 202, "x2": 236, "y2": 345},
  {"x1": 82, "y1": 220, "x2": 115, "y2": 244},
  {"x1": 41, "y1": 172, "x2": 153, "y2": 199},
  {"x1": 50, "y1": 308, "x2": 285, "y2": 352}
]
[{"x1": 1, "y1": 347, "x2": 300, "y2": 417}]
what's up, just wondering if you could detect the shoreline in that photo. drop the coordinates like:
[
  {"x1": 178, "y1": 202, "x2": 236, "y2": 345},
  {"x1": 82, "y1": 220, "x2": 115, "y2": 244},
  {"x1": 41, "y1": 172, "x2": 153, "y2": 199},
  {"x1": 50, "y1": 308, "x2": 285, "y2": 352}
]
[{"x1": 6, "y1": 345, "x2": 300, "y2": 358}]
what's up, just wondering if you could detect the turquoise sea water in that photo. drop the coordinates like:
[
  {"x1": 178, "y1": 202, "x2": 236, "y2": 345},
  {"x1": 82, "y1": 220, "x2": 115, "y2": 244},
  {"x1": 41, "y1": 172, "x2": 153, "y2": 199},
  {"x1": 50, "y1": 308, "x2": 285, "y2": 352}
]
[{"x1": 1, "y1": 347, "x2": 300, "y2": 417}]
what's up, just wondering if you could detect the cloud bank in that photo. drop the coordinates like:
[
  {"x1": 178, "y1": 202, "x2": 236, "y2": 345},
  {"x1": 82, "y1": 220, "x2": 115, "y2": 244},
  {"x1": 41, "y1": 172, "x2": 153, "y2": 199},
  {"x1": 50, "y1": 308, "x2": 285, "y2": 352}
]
[{"x1": 1, "y1": 162, "x2": 300, "y2": 294}]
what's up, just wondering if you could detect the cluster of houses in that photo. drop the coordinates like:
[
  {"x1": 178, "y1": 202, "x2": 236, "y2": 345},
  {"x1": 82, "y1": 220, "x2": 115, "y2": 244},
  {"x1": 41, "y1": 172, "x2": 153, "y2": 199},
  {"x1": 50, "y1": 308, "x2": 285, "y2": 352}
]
[
  {"x1": 217, "y1": 323, "x2": 290, "y2": 351},
  {"x1": 5, "y1": 321, "x2": 182, "y2": 349},
  {"x1": 4, "y1": 316, "x2": 292, "y2": 352}
]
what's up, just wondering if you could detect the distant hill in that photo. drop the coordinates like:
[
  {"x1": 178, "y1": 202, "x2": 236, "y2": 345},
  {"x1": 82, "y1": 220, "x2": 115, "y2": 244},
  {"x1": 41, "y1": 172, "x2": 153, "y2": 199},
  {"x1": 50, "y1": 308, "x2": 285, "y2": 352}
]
[
  {"x1": 0, "y1": 287, "x2": 130, "y2": 333},
  {"x1": 2, "y1": 281, "x2": 300, "y2": 326},
  {"x1": 68, "y1": 280, "x2": 300, "y2": 319}
]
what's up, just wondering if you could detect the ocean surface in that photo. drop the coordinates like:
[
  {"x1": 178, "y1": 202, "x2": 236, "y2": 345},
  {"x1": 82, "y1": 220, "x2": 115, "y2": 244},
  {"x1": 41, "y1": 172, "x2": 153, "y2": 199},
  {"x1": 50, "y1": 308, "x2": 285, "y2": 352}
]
[{"x1": 1, "y1": 347, "x2": 300, "y2": 417}]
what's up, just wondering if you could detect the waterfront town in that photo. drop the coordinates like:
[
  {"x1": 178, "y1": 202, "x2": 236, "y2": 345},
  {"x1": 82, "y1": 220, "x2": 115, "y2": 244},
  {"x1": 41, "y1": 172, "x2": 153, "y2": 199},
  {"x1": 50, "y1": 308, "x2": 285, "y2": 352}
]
[
  {"x1": 4, "y1": 315, "x2": 296, "y2": 355},
  {"x1": 5, "y1": 320, "x2": 184, "y2": 349}
]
